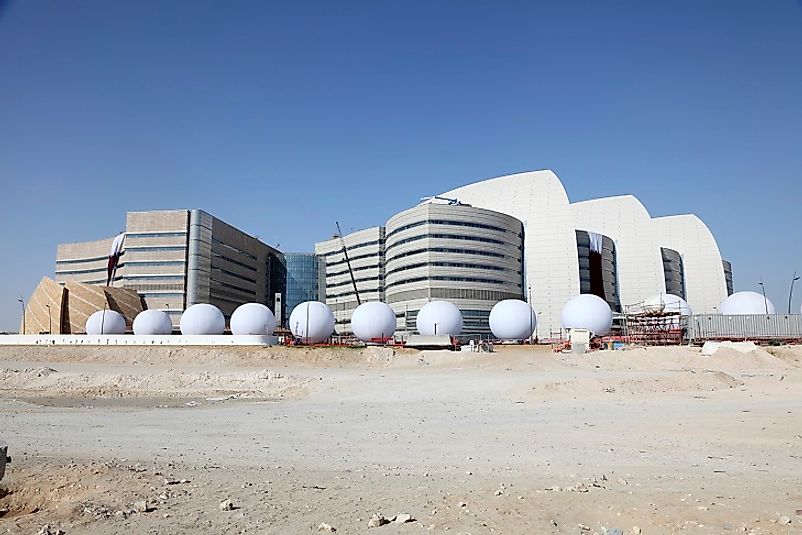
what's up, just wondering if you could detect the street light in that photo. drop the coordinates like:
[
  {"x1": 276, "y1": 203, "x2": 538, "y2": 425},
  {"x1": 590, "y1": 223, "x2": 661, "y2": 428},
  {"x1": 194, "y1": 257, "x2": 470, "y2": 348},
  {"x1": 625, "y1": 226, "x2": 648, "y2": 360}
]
[
  {"x1": 45, "y1": 304, "x2": 52, "y2": 334},
  {"x1": 527, "y1": 285, "x2": 533, "y2": 345},
  {"x1": 758, "y1": 280, "x2": 769, "y2": 315},
  {"x1": 18, "y1": 297, "x2": 25, "y2": 334},
  {"x1": 788, "y1": 270, "x2": 799, "y2": 315},
  {"x1": 305, "y1": 290, "x2": 312, "y2": 345}
]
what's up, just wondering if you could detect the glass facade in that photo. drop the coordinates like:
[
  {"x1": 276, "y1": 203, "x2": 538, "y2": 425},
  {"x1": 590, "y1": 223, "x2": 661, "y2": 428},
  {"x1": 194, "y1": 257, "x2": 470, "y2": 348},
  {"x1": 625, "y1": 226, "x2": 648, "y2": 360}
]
[
  {"x1": 661, "y1": 247, "x2": 687, "y2": 300},
  {"x1": 576, "y1": 230, "x2": 621, "y2": 312},
  {"x1": 284, "y1": 253, "x2": 319, "y2": 322}
]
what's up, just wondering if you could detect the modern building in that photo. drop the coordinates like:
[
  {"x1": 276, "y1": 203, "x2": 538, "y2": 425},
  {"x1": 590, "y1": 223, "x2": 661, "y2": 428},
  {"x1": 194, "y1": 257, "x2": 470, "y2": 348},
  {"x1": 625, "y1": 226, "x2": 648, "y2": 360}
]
[
  {"x1": 315, "y1": 203, "x2": 524, "y2": 336},
  {"x1": 314, "y1": 227, "x2": 385, "y2": 332},
  {"x1": 440, "y1": 170, "x2": 733, "y2": 337},
  {"x1": 55, "y1": 209, "x2": 285, "y2": 325},
  {"x1": 384, "y1": 203, "x2": 524, "y2": 335},
  {"x1": 283, "y1": 253, "x2": 321, "y2": 324}
]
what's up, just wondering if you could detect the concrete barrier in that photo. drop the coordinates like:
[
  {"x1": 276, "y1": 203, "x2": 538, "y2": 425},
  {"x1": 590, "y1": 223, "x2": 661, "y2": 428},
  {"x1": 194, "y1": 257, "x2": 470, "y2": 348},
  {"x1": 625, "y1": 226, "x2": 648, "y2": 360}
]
[{"x1": 0, "y1": 334, "x2": 277, "y2": 346}]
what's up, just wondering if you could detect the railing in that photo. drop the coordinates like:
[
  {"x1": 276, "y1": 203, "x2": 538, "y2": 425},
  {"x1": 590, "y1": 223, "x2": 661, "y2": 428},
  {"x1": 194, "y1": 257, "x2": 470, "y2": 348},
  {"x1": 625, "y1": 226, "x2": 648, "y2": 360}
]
[{"x1": 687, "y1": 314, "x2": 802, "y2": 342}]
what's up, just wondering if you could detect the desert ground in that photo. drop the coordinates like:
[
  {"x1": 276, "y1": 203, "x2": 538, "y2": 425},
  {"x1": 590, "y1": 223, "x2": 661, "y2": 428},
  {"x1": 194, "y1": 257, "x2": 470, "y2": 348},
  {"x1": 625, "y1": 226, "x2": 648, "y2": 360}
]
[{"x1": 0, "y1": 343, "x2": 801, "y2": 534}]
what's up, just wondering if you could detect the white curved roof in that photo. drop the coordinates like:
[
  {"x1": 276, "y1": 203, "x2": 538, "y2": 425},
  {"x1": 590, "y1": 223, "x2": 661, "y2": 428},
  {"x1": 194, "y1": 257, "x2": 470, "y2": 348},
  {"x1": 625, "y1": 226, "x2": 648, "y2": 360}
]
[
  {"x1": 438, "y1": 170, "x2": 730, "y2": 334},
  {"x1": 440, "y1": 170, "x2": 580, "y2": 338},
  {"x1": 652, "y1": 214, "x2": 728, "y2": 314}
]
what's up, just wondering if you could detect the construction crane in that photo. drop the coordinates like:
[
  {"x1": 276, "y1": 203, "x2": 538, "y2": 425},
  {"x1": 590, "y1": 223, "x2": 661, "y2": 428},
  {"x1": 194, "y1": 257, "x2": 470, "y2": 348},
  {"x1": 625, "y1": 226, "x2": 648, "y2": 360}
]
[{"x1": 335, "y1": 221, "x2": 361, "y2": 306}]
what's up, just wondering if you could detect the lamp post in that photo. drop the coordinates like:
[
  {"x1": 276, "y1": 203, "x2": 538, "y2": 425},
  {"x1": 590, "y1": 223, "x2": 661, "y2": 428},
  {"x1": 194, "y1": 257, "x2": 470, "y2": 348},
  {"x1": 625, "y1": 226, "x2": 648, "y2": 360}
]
[
  {"x1": 18, "y1": 297, "x2": 25, "y2": 334},
  {"x1": 788, "y1": 271, "x2": 799, "y2": 315},
  {"x1": 305, "y1": 291, "x2": 311, "y2": 345},
  {"x1": 45, "y1": 304, "x2": 52, "y2": 334},
  {"x1": 758, "y1": 280, "x2": 769, "y2": 315},
  {"x1": 527, "y1": 285, "x2": 533, "y2": 345}
]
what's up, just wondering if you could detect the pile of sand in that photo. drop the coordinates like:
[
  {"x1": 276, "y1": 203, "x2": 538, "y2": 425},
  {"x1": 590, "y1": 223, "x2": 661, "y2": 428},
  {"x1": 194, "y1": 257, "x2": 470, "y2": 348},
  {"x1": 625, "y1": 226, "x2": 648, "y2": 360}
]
[
  {"x1": 0, "y1": 345, "x2": 405, "y2": 368},
  {"x1": 564, "y1": 345, "x2": 797, "y2": 372},
  {"x1": 0, "y1": 366, "x2": 306, "y2": 400}
]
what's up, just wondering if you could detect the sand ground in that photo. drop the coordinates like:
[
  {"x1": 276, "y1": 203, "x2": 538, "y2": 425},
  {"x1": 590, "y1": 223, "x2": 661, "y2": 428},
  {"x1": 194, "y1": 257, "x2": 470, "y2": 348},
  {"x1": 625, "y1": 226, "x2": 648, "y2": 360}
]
[{"x1": 0, "y1": 343, "x2": 801, "y2": 534}]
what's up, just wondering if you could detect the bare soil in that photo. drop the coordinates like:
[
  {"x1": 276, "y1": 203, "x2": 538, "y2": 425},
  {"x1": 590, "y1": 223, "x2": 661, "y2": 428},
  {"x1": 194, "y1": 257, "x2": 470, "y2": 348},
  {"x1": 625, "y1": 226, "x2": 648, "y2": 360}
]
[{"x1": 1, "y1": 344, "x2": 801, "y2": 534}]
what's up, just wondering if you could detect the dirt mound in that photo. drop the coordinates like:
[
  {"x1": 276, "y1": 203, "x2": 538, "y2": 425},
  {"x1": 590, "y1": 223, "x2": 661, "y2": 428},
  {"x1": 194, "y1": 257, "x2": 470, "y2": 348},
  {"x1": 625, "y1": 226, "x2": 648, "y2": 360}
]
[
  {"x1": 532, "y1": 369, "x2": 743, "y2": 398},
  {"x1": 0, "y1": 345, "x2": 412, "y2": 368},
  {"x1": 765, "y1": 345, "x2": 802, "y2": 368},
  {"x1": 0, "y1": 366, "x2": 306, "y2": 401},
  {"x1": 563, "y1": 345, "x2": 793, "y2": 373}
]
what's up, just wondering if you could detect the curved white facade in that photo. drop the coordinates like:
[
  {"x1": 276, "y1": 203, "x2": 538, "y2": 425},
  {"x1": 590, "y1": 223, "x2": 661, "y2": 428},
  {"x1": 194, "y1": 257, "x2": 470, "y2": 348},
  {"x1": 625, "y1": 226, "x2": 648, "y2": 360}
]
[
  {"x1": 652, "y1": 215, "x2": 728, "y2": 315},
  {"x1": 571, "y1": 195, "x2": 667, "y2": 311},
  {"x1": 439, "y1": 170, "x2": 730, "y2": 337},
  {"x1": 440, "y1": 171, "x2": 580, "y2": 338}
]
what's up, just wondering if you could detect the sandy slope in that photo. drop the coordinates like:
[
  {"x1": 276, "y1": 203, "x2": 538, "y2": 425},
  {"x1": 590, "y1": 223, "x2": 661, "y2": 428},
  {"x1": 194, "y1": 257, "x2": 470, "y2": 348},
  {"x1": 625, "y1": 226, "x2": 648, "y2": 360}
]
[{"x1": 1, "y1": 344, "x2": 801, "y2": 534}]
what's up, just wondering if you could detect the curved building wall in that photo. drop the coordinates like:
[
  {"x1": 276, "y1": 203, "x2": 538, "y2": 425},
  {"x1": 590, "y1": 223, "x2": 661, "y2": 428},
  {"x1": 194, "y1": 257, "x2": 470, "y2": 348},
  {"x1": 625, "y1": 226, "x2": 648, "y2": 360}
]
[
  {"x1": 439, "y1": 170, "x2": 579, "y2": 338},
  {"x1": 576, "y1": 230, "x2": 620, "y2": 312},
  {"x1": 652, "y1": 214, "x2": 728, "y2": 314},
  {"x1": 722, "y1": 260, "x2": 734, "y2": 296},
  {"x1": 571, "y1": 196, "x2": 667, "y2": 310},
  {"x1": 661, "y1": 247, "x2": 686, "y2": 299},
  {"x1": 385, "y1": 203, "x2": 524, "y2": 336}
]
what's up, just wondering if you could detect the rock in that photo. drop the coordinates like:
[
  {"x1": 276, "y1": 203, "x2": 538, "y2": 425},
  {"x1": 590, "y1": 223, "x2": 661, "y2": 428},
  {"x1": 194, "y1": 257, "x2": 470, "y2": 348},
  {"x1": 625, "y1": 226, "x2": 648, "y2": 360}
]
[
  {"x1": 219, "y1": 499, "x2": 235, "y2": 511},
  {"x1": 318, "y1": 522, "x2": 336, "y2": 532},
  {"x1": 133, "y1": 499, "x2": 151, "y2": 513},
  {"x1": 368, "y1": 513, "x2": 389, "y2": 528},
  {"x1": 458, "y1": 502, "x2": 467, "y2": 508},
  {"x1": 164, "y1": 478, "x2": 190, "y2": 485},
  {"x1": 37, "y1": 526, "x2": 65, "y2": 535},
  {"x1": 632, "y1": 527, "x2": 642, "y2": 534},
  {"x1": 394, "y1": 513, "x2": 414, "y2": 524},
  {"x1": 779, "y1": 516, "x2": 791, "y2": 525},
  {"x1": 494, "y1": 490, "x2": 503, "y2": 496},
  {"x1": 606, "y1": 529, "x2": 624, "y2": 535}
]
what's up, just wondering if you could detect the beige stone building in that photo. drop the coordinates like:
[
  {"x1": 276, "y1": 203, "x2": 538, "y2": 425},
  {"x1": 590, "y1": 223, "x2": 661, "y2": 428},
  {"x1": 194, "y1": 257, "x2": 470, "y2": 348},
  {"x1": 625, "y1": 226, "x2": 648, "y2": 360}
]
[{"x1": 54, "y1": 209, "x2": 285, "y2": 326}]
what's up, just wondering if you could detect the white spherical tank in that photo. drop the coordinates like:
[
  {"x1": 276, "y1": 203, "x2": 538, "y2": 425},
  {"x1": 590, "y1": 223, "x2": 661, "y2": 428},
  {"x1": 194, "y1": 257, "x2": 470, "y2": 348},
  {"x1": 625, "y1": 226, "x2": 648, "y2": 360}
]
[
  {"x1": 289, "y1": 301, "x2": 336, "y2": 343},
  {"x1": 489, "y1": 299, "x2": 537, "y2": 340},
  {"x1": 85, "y1": 310, "x2": 126, "y2": 335},
  {"x1": 643, "y1": 293, "x2": 692, "y2": 316},
  {"x1": 180, "y1": 303, "x2": 226, "y2": 335},
  {"x1": 230, "y1": 303, "x2": 276, "y2": 335},
  {"x1": 415, "y1": 300, "x2": 463, "y2": 336},
  {"x1": 351, "y1": 302, "x2": 396, "y2": 342},
  {"x1": 560, "y1": 294, "x2": 613, "y2": 336},
  {"x1": 720, "y1": 291, "x2": 776, "y2": 315},
  {"x1": 133, "y1": 310, "x2": 173, "y2": 335}
]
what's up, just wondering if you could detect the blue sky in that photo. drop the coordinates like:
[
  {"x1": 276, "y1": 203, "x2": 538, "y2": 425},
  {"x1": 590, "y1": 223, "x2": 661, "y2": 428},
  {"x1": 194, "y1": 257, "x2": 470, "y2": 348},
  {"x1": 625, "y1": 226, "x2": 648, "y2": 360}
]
[{"x1": 1, "y1": 0, "x2": 801, "y2": 330}]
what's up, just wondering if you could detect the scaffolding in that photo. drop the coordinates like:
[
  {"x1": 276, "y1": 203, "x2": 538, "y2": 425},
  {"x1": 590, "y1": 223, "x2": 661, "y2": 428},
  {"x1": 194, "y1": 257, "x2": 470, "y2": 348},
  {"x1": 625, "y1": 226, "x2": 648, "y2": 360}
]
[{"x1": 620, "y1": 311, "x2": 685, "y2": 346}]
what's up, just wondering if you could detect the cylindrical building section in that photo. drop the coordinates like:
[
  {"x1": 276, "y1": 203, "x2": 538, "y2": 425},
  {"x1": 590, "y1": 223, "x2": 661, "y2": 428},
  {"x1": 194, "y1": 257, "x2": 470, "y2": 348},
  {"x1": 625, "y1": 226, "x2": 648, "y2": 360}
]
[
  {"x1": 576, "y1": 230, "x2": 620, "y2": 312},
  {"x1": 661, "y1": 247, "x2": 686, "y2": 300},
  {"x1": 384, "y1": 202, "x2": 524, "y2": 336},
  {"x1": 722, "y1": 259, "x2": 734, "y2": 297}
]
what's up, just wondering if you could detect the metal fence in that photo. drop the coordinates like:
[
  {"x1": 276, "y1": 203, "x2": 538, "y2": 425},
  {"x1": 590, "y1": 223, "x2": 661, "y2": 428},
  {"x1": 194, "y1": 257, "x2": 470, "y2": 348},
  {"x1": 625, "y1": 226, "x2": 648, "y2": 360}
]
[{"x1": 687, "y1": 314, "x2": 802, "y2": 342}]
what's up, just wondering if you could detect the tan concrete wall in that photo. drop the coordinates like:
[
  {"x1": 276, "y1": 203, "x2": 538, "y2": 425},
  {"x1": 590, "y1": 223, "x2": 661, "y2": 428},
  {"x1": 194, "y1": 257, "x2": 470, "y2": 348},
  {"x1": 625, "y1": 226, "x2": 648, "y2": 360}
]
[
  {"x1": 20, "y1": 277, "x2": 66, "y2": 334},
  {"x1": 126, "y1": 210, "x2": 189, "y2": 232},
  {"x1": 62, "y1": 281, "x2": 143, "y2": 333}
]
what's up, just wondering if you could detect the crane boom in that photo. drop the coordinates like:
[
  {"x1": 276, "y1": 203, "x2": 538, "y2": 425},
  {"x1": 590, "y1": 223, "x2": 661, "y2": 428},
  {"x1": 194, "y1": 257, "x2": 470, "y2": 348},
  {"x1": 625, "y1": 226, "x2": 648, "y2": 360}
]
[{"x1": 335, "y1": 221, "x2": 362, "y2": 306}]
